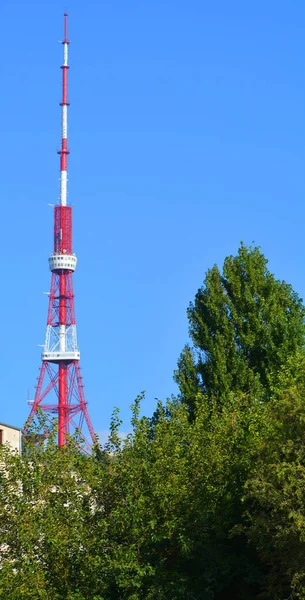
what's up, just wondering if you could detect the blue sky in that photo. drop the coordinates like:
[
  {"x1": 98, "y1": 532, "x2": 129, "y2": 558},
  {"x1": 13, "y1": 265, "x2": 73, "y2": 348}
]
[{"x1": 0, "y1": 0, "x2": 303, "y2": 435}]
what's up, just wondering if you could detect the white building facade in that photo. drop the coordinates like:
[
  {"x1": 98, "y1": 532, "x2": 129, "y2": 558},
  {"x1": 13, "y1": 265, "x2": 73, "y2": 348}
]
[{"x1": 0, "y1": 423, "x2": 23, "y2": 454}]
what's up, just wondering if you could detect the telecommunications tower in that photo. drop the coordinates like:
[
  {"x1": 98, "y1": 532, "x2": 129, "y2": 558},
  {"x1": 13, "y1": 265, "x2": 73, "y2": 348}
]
[{"x1": 25, "y1": 14, "x2": 95, "y2": 448}]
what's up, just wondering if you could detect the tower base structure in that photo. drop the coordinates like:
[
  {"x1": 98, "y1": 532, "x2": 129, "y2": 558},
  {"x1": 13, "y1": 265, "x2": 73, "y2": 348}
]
[{"x1": 26, "y1": 359, "x2": 95, "y2": 451}]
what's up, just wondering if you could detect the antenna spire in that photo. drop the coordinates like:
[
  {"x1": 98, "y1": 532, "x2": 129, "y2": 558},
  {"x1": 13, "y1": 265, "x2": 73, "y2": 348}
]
[
  {"x1": 59, "y1": 12, "x2": 70, "y2": 207},
  {"x1": 63, "y1": 12, "x2": 69, "y2": 43}
]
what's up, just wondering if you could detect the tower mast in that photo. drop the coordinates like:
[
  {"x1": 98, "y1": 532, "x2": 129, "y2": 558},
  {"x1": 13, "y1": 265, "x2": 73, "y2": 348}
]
[
  {"x1": 58, "y1": 12, "x2": 70, "y2": 446},
  {"x1": 60, "y1": 12, "x2": 69, "y2": 209},
  {"x1": 25, "y1": 14, "x2": 95, "y2": 449}
]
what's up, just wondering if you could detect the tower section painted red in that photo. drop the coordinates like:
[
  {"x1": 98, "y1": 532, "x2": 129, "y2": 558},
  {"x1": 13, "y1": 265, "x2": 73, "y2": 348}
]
[{"x1": 25, "y1": 14, "x2": 95, "y2": 449}]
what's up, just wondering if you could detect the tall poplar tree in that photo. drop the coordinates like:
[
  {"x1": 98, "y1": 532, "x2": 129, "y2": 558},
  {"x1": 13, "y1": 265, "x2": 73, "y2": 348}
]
[{"x1": 175, "y1": 243, "x2": 305, "y2": 414}]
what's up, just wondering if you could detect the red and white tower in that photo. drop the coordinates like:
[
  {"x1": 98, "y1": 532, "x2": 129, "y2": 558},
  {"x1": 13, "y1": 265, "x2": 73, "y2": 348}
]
[{"x1": 25, "y1": 14, "x2": 95, "y2": 449}]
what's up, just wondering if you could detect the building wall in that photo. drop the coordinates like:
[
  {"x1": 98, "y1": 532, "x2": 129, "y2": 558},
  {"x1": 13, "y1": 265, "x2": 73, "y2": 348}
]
[{"x1": 0, "y1": 425, "x2": 22, "y2": 454}]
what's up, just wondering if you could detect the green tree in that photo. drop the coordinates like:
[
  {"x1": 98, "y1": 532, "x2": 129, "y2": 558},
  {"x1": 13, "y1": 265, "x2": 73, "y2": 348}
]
[
  {"x1": 0, "y1": 427, "x2": 111, "y2": 600},
  {"x1": 175, "y1": 243, "x2": 305, "y2": 414},
  {"x1": 241, "y1": 351, "x2": 305, "y2": 599},
  {"x1": 101, "y1": 393, "x2": 266, "y2": 599}
]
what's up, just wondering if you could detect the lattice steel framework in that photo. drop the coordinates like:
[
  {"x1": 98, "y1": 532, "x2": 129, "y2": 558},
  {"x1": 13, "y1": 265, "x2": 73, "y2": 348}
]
[{"x1": 25, "y1": 14, "x2": 95, "y2": 450}]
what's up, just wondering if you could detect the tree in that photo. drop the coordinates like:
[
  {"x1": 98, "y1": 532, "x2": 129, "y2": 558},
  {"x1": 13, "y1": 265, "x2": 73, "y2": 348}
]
[
  {"x1": 240, "y1": 351, "x2": 305, "y2": 599},
  {"x1": 175, "y1": 243, "x2": 305, "y2": 414},
  {"x1": 0, "y1": 427, "x2": 110, "y2": 600},
  {"x1": 101, "y1": 393, "x2": 266, "y2": 599}
]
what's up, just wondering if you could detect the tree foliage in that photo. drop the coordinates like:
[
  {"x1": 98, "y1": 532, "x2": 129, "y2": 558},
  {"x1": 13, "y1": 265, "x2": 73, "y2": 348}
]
[
  {"x1": 240, "y1": 352, "x2": 305, "y2": 599},
  {"x1": 1, "y1": 395, "x2": 266, "y2": 599},
  {"x1": 1, "y1": 244, "x2": 304, "y2": 598},
  {"x1": 175, "y1": 243, "x2": 305, "y2": 413}
]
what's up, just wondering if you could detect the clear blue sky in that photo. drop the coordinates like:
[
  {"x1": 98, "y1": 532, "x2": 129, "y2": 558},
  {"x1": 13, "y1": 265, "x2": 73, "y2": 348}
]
[{"x1": 0, "y1": 1, "x2": 303, "y2": 436}]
